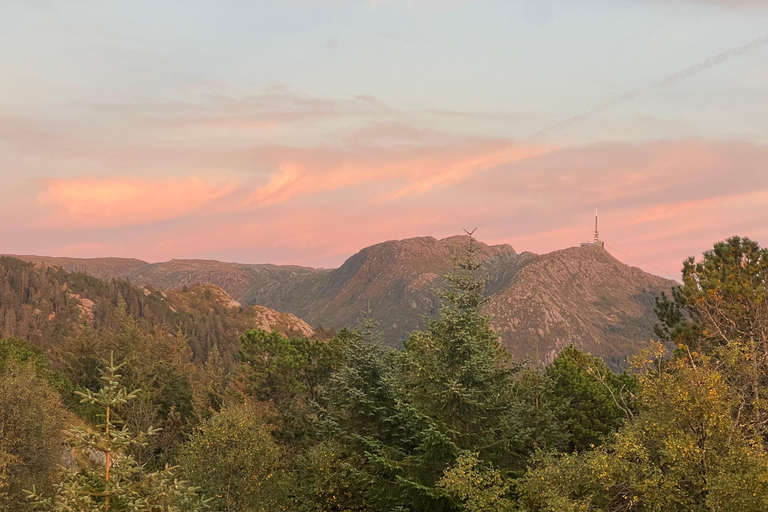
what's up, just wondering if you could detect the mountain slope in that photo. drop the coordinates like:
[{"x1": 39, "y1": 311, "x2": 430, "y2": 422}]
[
  {"x1": 291, "y1": 235, "x2": 516, "y2": 342},
  {"x1": 127, "y1": 260, "x2": 330, "y2": 316},
  {"x1": 484, "y1": 246, "x2": 671, "y2": 366}
]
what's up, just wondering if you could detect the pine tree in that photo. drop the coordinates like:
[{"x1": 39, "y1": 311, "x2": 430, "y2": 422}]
[
  {"x1": 655, "y1": 236, "x2": 768, "y2": 436},
  {"x1": 27, "y1": 353, "x2": 209, "y2": 512}
]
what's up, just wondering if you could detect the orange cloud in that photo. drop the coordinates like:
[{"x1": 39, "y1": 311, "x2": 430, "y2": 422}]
[
  {"x1": 248, "y1": 138, "x2": 553, "y2": 207},
  {"x1": 36, "y1": 176, "x2": 237, "y2": 229}
]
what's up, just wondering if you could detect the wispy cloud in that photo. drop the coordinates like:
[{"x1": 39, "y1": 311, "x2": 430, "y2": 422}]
[{"x1": 247, "y1": 138, "x2": 551, "y2": 207}]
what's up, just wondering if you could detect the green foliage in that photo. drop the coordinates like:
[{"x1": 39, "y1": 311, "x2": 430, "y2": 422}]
[
  {"x1": 400, "y1": 246, "x2": 518, "y2": 458},
  {"x1": 542, "y1": 346, "x2": 636, "y2": 452},
  {"x1": 655, "y1": 236, "x2": 768, "y2": 436},
  {"x1": 236, "y1": 328, "x2": 345, "y2": 444},
  {"x1": 437, "y1": 454, "x2": 514, "y2": 512},
  {"x1": 192, "y1": 344, "x2": 226, "y2": 421},
  {"x1": 292, "y1": 441, "x2": 373, "y2": 512},
  {"x1": 396, "y1": 237, "x2": 522, "y2": 483},
  {"x1": 56, "y1": 316, "x2": 198, "y2": 466},
  {"x1": 655, "y1": 235, "x2": 768, "y2": 349},
  {"x1": 318, "y1": 237, "x2": 523, "y2": 511},
  {"x1": 320, "y1": 328, "x2": 405, "y2": 445},
  {"x1": 0, "y1": 337, "x2": 49, "y2": 375},
  {"x1": 0, "y1": 362, "x2": 67, "y2": 512},
  {"x1": 512, "y1": 369, "x2": 569, "y2": 456},
  {"x1": 178, "y1": 404, "x2": 287, "y2": 512},
  {"x1": 318, "y1": 328, "x2": 416, "y2": 509},
  {"x1": 27, "y1": 353, "x2": 208, "y2": 512},
  {"x1": 519, "y1": 344, "x2": 768, "y2": 511}
]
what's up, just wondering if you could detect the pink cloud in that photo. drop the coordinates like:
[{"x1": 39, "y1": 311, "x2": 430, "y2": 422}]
[
  {"x1": 119, "y1": 201, "x2": 454, "y2": 265},
  {"x1": 36, "y1": 176, "x2": 237, "y2": 229}
]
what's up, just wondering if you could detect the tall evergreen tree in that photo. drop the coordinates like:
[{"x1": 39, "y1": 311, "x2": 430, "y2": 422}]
[
  {"x1": 319, "y1": 235, "x2": 524, "y2": 512},
  {"x1": 397, "y1": 235, "x2": 523, "y2": 479},
  {"x1": 317, "y1": 328, "x2": 414, "y2": 510}
]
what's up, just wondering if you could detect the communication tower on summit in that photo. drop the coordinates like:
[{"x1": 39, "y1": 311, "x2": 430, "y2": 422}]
[{"x1": 580, "y1": 209, "x2": 604, "y2": 248}]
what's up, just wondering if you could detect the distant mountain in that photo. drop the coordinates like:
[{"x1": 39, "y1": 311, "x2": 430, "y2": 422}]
[
  {"x1": 8, "y1": 236, "x2": 676, "y2": 365},
  {"x1": 127, "y1": 259, "x2": 329, "y2": 315},
  {"x1": 4, "y1": 255, "x2": 149, "y2": 280}
]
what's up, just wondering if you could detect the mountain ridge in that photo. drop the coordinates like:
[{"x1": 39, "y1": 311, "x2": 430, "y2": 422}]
[{"x1": 5, "y1": 236, "x2": 675, "y2": 365}]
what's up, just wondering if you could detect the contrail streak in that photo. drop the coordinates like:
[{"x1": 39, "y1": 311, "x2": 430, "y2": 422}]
[{"x1": 527, "y1": 34, "x2": 768, "y2": 142}]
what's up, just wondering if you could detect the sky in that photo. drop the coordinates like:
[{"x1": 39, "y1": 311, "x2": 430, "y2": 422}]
[{"x1": 1, "y1": 0, "x2": 768, "y2": 280}]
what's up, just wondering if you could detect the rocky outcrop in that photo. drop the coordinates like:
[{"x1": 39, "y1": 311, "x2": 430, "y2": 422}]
[
  {"x1": 251, "y1": 306, "x2": 314, "y2": 338},
  {"x1": 163, "y1": 284, "x2": 315, "y2": 339}
]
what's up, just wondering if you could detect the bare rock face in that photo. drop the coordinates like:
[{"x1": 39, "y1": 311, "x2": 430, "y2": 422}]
[
  {"x1": 251, "y1": 305, "x2": 314, "y2": 338},
  {"x1": 66, "y1": 292, "x2": 95, "y2": 322},
  {"x1": 165, "y1": 283, "x2": 242, "y2": 310},
  {"x1": 484, "y1": 246, "x2": 673, "y2": 367}
]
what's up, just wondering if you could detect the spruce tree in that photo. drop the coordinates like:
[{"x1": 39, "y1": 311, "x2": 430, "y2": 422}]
[
  {"x1": 27, "y1": 353, "x2": 209, "y2": 512},
  {"x1": 394, "y1": 234, "x2": 522, "y2": 508},
  {"x1": 319, "y1": 235, "x2": 523, "y2": 512},
  {"x1": 316, "y1": 328, "x2": 413, "y2": 510}
]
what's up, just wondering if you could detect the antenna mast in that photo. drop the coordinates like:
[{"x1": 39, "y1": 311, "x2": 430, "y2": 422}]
[
  {"x1": 594, "y1": 208, "x2": 599, "y2": 243},
  {"x1": 581, "y1": 208, "x2": 605, "y2": 248}
]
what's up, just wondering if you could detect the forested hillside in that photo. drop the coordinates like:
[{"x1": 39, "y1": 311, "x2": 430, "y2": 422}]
[
  {"x1": 3, "y1": 236, "x2": 768, "y2": 511},
  {"x1": 0, "y1": 256, "x2": 318, "y2": 364}
]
